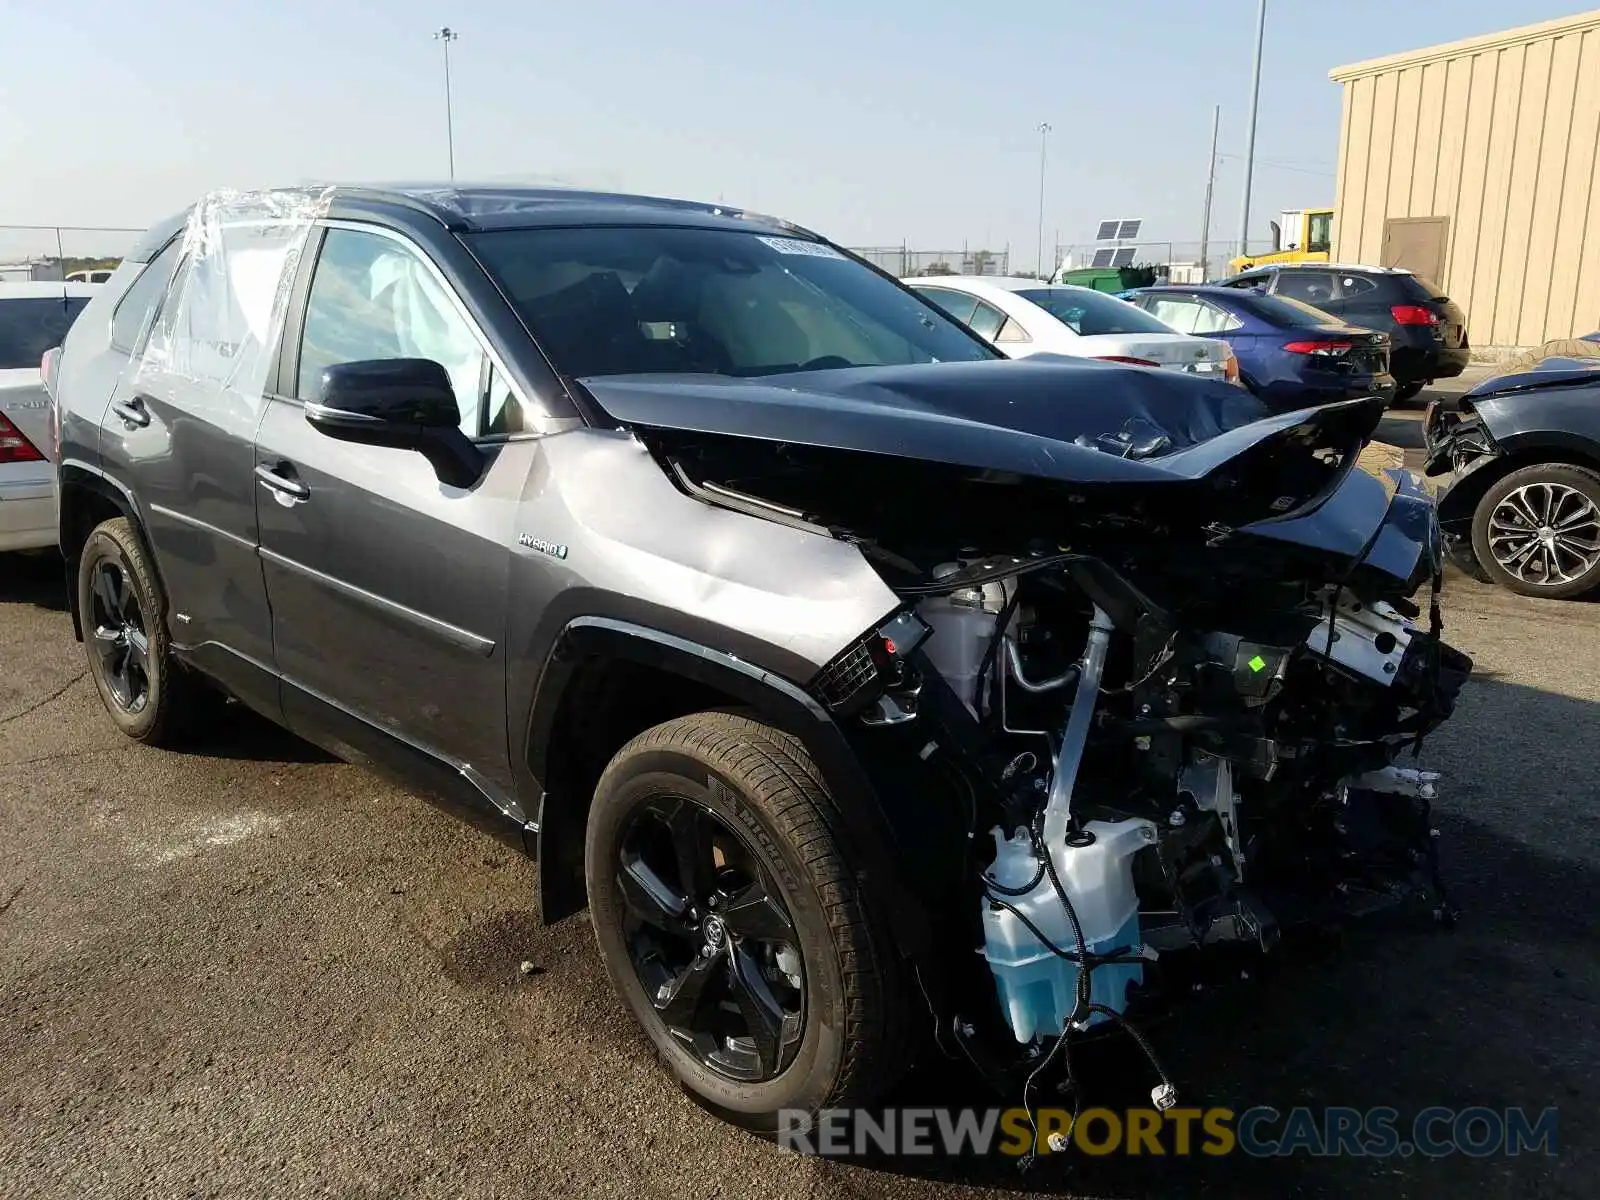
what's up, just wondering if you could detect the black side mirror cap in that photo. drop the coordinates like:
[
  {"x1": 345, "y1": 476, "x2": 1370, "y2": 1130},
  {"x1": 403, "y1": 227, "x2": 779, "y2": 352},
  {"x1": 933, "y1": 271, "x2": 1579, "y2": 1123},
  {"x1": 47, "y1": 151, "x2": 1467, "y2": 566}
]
[{"x1": 306, "y1": 358, "x2": 482, "y2": 488}]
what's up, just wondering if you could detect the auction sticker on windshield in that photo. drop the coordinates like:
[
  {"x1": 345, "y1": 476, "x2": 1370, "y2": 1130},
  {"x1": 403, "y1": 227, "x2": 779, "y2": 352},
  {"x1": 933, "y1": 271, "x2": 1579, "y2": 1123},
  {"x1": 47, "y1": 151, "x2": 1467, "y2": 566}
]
[{"x1": 757, "y1": 236, "x2": 845, "y2": 259}]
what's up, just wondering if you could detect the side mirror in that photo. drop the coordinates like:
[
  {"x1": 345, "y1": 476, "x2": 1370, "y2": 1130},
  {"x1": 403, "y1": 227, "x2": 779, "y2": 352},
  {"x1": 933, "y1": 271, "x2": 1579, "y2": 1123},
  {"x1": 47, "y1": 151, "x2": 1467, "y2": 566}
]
[{"x1": 305, "y1": 358, "x2": 482, "y2": 488}]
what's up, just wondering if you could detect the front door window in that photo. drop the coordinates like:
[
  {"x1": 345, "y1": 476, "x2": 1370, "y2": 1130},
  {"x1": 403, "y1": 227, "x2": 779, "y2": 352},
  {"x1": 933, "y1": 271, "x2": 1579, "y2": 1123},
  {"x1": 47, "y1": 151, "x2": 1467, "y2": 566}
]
[{"x1": 297, "y1": 228, "x2": 486, "y2": 434}]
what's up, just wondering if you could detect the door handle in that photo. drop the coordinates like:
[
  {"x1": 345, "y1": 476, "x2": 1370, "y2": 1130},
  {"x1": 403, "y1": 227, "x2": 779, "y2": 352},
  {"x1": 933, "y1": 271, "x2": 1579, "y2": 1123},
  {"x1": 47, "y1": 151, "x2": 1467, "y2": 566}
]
[
  {"x1": 254, "y1": 463, "x2": 310, "y2": 502},
  {"x1": 110, "y1": 395, "x2": 150, "y2": 429}
]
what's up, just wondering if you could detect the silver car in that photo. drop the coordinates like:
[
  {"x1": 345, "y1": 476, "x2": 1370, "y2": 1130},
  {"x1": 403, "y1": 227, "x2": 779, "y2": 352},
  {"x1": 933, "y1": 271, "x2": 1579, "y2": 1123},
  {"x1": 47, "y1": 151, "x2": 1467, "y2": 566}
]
[{"x1": 0, "y1": 282, "x2": 97, "y2": 551}]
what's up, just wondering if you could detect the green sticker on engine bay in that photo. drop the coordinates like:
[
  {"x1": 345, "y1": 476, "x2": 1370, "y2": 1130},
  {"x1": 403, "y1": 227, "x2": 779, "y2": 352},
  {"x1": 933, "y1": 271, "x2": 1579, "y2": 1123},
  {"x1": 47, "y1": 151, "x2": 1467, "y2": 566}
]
[{"x1": 1248, "y1": 655, "x2": 1268, "y2": 673}]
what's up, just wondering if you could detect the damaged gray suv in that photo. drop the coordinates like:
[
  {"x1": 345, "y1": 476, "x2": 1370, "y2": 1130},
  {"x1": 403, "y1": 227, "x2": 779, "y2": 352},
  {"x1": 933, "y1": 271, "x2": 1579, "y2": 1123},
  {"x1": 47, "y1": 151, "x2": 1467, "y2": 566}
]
[{"x1": 48, "y1": 185, "x2": 1471, "y2": 1132}]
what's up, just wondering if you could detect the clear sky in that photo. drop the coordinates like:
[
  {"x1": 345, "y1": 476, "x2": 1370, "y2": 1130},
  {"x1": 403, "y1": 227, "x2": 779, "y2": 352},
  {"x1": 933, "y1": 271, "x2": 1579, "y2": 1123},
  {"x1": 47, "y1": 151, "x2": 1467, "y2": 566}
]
[{"x1": 1, "y1": 0, "x2": 1590, "y2": 260}]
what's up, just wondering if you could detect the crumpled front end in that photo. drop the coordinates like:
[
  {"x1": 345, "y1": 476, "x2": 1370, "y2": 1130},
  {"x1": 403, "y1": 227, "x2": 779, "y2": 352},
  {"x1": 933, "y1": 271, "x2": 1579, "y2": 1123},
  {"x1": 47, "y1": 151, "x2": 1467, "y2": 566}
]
[
  {"x1": 798, "y1": 466, "x2": 1470, "y2": 1117},
  {"x1": 612, "y1": 363, "x2": 1471, "y2": 1124}
]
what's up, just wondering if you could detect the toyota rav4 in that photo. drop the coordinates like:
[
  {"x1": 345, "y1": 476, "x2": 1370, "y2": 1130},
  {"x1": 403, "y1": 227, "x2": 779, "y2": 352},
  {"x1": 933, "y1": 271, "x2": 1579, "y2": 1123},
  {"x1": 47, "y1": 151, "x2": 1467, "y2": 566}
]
[{"x1": 47, "y1": 185, "x2": 1469, "y2": 1134}]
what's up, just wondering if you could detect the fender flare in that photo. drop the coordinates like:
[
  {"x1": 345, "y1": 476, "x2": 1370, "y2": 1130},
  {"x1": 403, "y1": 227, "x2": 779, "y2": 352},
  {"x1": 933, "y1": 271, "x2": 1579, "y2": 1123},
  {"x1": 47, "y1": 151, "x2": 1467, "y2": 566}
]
[
  {"x1": 55, "y1": 460, "x2": 153, "y2": 640},
  {"x1": 525, "y1": 616, "x2": 935, "y2": 966}
]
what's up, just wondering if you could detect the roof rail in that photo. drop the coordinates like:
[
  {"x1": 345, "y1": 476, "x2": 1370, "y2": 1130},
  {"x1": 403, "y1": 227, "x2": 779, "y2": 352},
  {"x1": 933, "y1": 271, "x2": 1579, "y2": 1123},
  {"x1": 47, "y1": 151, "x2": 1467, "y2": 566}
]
[{"x1": 326, "y1": 186, "x2": 471, "y2": 231}]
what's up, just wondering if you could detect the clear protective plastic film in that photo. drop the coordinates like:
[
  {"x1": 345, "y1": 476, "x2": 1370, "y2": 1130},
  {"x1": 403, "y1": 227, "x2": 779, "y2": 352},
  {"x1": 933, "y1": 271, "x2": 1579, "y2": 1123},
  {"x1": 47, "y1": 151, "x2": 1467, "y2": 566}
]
[{"x1": 134, "y1": 187, "x2": 335, "y2": 406}]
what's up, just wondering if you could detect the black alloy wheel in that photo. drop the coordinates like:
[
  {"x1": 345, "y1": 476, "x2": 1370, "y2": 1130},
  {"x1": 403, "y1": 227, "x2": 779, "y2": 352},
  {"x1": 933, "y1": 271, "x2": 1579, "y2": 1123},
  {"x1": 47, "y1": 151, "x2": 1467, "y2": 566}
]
[
  {"x1": 617, "y1": 791, "x2": 805, "y2": 1082},
  {"x1": 87, "y1": 557, "x2": 152, "y2": 714},
  {"x1": 584, "y1": 711, "x2": 908, "y2": 1130},
  {"x1": 77, "y1": 516, "x2": 211, "y2": 745}
]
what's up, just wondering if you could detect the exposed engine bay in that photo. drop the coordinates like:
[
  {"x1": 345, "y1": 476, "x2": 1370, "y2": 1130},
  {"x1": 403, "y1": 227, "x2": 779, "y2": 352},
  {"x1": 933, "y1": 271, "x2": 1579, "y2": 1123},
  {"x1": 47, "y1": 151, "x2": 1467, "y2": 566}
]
[
  {"x1": 815, "y1": 528, "x2": 1470, "y2": 1126},
  {"x1": 595, "y1": 365, "x2": 1473, "y2": 1134}
]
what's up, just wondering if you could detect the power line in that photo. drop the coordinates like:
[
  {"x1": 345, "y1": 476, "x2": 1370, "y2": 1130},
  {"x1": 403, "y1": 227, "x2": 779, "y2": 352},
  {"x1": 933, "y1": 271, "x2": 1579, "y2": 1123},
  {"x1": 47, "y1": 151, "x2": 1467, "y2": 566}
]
[{"x1": 1216, "y1": 153, "x2": 1335, "y2": 178}]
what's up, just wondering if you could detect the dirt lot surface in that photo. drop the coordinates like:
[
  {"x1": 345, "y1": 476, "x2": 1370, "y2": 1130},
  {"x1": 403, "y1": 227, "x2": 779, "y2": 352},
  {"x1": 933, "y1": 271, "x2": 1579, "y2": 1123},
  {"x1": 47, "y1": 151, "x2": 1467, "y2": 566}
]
[{"x1": 2, "y1": 409, "x2": 1593, "y2": 1198}]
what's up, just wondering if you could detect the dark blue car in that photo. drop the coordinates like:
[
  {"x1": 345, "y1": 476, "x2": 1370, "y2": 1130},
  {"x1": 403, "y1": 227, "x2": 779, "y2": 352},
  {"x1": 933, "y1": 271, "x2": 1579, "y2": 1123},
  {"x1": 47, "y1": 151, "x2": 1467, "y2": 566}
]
[{"x1": 1123, "y1": 285, "x2": 1396, "y2": 412}]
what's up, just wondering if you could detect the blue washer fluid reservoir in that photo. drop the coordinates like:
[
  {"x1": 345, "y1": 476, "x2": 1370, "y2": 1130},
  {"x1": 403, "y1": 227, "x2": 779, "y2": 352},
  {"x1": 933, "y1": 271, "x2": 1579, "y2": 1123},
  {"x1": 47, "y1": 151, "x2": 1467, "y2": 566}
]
[{"x1": 980, "y1": 818, "x2": 1155, "y2": 1044}]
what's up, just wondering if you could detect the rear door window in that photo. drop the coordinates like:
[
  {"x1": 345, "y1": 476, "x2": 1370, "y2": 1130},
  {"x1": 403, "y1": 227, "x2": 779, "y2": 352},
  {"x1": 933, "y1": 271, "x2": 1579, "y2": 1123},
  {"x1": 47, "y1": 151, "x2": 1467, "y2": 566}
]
[
  {"x1": 110, "y1": 241, "x2": 182, "y2": 353},
  {"x1": 1273, "y1": 272, "x2": 1337, "y2": 305},
  {"x1": 1145, "y1": 297, "x2": 1201, "y2": 333},
  {"x1": 912, "y1": 287, "x2": 978, "y2": 326},
  {"x1": 1335, "y1": 275, "x2": 1379, "y2": 299},
  {"x1": 967, "y1": 300, "x2": 1007, "y2": 341},
  {"x1": 1190, "y1": 302, "x2": 1242, "y2": 334},
  {"x1": 0, "y1": 296, "x2": 91, "y2": 369},
  {"x1": 143, "y1": 218, "x2": 313, "y2": 395}
]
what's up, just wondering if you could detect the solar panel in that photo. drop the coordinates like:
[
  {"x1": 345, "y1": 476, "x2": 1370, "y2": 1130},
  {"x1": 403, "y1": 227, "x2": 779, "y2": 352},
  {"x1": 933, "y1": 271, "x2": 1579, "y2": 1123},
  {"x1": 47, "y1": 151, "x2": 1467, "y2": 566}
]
[
  {"x1": 1094, "y1": 220, "x2": 1120, "y2": 241},
  {"x1": 1111, "y1": 247, "x2": 1137, "y2": 268},
  {"x1": 1116, "y1": 219, "x2": 1143, "y2": 241},
  {"x1": 1090, "y1": 248, "x2": 1117, "y2": 268}
]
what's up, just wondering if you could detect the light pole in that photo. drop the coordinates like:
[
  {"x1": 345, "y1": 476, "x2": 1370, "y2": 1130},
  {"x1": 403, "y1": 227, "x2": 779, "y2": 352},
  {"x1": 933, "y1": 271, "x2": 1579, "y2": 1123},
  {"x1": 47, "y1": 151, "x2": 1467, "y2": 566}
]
[
  {"x1": 1200, "y1": 105, "x2": 1220, "y2": 279},
  {"x1": 434, "y1": 27, "x2": 459, "y2": 181},
  {"x1": 1036, "y1": 122, "x2": 1052, "y2": 279},
  {"x1": 1237, "y1": 0, "x2": 1266, "y2": 257}
]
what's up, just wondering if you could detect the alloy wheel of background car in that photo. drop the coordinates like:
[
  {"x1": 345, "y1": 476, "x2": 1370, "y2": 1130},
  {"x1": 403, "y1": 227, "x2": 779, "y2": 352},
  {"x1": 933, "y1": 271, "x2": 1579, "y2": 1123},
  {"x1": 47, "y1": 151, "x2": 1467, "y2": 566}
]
[
  {"x1": 1472, "y1": 464, "x2": 1600, "y2": 599},
  {"x1": 584, "y1": 711, "x2": 907, "y2": 1130},
  {"x1": 1487, "y1": 484, "x2": 1600, "y2": 585},
  {"x1": 616, "y1": 792, "x2": 805, "y2": 1082}
]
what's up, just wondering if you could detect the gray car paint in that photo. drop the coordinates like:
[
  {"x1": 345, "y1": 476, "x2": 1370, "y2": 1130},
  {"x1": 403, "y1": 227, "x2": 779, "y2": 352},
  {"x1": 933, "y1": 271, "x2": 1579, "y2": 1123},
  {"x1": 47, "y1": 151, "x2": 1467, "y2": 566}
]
[
  {"x1": 57, "y1": 197, "x2": 901, "y2": 849},
  {"x1": 102, "y1": 356, "x2": 280, "y2": 713},
  {"x1": 55, "y1": 186, "x2": 1458, "y2": 946}
]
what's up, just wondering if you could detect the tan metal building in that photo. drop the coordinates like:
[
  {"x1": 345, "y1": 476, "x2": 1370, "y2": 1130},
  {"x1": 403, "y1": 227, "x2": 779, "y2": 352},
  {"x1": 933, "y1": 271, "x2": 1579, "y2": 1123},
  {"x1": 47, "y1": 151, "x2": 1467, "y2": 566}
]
[{"x1": 1329, "y1": 10, "x2": 1600, "y2": 354}]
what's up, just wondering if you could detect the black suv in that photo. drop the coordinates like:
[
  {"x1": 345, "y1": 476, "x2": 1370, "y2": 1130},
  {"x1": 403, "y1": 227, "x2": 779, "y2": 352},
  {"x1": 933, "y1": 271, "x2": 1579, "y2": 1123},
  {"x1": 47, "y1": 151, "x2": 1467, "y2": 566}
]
[
  {"x1": 45, "y1": 185, "x2": 1469, "y2": 1131},
  {"x1": 1217, "y1": 263, "x2": 1469, "y2": 401}
]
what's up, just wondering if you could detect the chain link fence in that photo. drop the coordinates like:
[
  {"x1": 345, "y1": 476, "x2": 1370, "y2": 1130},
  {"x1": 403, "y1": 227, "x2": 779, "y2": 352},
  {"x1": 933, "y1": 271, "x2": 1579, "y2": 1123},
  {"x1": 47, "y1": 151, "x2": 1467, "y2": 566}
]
[
  {"x1": 846, "y1": 240, "x2": 1251, "y2": 284},
  {"x1": 1052, "y1": 240, "x2": 1247, "y2": 284},
  {"x1": 848, "y1": 246, "x2": 1012, "y2": 279},
  {"x1": 0, "y1": 226, "x2": 144, "y2": 282}
]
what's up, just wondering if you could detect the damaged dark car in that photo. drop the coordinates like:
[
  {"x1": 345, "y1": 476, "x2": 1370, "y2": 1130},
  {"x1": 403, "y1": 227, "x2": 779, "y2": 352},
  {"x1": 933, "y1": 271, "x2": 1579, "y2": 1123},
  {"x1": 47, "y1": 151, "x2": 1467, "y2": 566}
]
[
  {"x1": 1425, "y1": 338, "x2": 1600, "y2": 598},
  {"x1": 50, "y1": 186, "x2": 1470, "y2": 1136}
]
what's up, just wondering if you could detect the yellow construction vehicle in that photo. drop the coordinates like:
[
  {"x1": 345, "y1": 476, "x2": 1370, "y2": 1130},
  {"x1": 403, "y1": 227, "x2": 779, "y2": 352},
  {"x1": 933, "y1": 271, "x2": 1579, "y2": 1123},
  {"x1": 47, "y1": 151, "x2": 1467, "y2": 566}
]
[{"x1": 1228, "y1": 208, "x2": 1334, "y2": 273}]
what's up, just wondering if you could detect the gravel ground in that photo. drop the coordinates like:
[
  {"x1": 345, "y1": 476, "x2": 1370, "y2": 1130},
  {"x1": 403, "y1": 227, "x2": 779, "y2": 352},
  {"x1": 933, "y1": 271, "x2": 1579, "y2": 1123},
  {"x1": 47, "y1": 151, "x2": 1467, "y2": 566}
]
[{"x1": 2, "y1": 416, "x2": 1594, "y2": 1198}]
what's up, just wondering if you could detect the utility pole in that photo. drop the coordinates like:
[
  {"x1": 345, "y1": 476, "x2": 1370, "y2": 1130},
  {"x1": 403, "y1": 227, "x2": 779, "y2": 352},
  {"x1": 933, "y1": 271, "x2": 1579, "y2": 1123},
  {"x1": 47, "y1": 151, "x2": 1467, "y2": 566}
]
[
  {"x1": 1036, "y1": 122, "x2": 1052, "y2": 279},
  {"x1": 1200, "y1": 105, "x2": 1221, "y2": 279},
  {"x1": 434, "y1": 27, "x2": 459, "y2": 181},
  {"x1": 1237, "y1": 0, "x2": 1266, "y2": 257}
]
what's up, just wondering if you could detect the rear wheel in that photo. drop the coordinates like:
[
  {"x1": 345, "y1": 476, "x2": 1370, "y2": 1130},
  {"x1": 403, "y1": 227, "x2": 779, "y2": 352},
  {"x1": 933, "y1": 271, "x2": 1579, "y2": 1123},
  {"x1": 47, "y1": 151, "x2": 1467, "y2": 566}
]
[
  {"x1": 77, "y1": 517, "x2": 211, "y2": 745},
  {"x1": 1393, "y1": 380, "x2": 1426, "y2": 403},
  {"x1": 1471, "y1": 464, "x2": 1600, "y2": 599},
  {"x1": 584, "y1": 711, "x2": 907, "y2": 1130}
]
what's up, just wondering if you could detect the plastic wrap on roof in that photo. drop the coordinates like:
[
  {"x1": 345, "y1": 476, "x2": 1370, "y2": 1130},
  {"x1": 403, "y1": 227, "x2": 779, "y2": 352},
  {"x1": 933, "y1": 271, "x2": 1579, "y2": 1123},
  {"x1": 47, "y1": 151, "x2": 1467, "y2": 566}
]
[{"x1": 136, "y1": 187, "x2": 334, "y2": 397}]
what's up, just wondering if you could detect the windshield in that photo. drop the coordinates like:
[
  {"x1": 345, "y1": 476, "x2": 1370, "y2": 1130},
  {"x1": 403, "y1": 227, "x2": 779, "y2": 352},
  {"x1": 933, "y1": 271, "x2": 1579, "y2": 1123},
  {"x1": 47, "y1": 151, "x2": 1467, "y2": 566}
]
[
  {"x1": 467, "y1": 226, "x2": 996, "y2": 378},
  {"x1": 1227, "y1": 292, "x2": 1338, "y2": 329},
  {"x1": 1017, "y1": 288, "x2": 1177, "y2": 336},
  {"x1": 0, "y1": 296, "x2": 90, "y2": 369}
]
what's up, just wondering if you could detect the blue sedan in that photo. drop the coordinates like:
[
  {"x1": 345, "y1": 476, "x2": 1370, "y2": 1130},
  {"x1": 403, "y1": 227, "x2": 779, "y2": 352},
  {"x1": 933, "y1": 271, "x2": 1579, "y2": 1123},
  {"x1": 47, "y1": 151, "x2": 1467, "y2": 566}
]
[{"x1": 1122, "y1": 285, "x2": 1396, "y2": 411}]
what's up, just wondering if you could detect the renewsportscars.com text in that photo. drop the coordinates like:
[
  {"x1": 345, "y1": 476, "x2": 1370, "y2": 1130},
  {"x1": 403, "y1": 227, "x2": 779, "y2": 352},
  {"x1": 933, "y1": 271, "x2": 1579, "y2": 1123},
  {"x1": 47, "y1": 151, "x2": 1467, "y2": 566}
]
[{"x1": 778, "y1": 1105, "x2": 1559, "y2": 1159}]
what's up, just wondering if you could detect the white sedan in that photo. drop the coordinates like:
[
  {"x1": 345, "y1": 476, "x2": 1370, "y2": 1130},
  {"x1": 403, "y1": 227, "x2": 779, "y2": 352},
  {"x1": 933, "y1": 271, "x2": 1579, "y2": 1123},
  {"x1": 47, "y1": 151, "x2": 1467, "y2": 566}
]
[
  {"x1": 1, "y1": 282, "x2": 98, "y2": 552},
  {"x1": 905, "y1": 275, "x2": 1239, "y2": 383}
]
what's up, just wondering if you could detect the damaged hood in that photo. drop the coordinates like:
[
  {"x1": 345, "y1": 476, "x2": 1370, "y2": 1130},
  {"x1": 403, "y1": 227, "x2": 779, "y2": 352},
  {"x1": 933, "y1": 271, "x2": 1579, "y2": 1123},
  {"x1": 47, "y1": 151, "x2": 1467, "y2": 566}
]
[{"x1": 580, "y1": 360, "x2": 1381, "y2": 485}]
